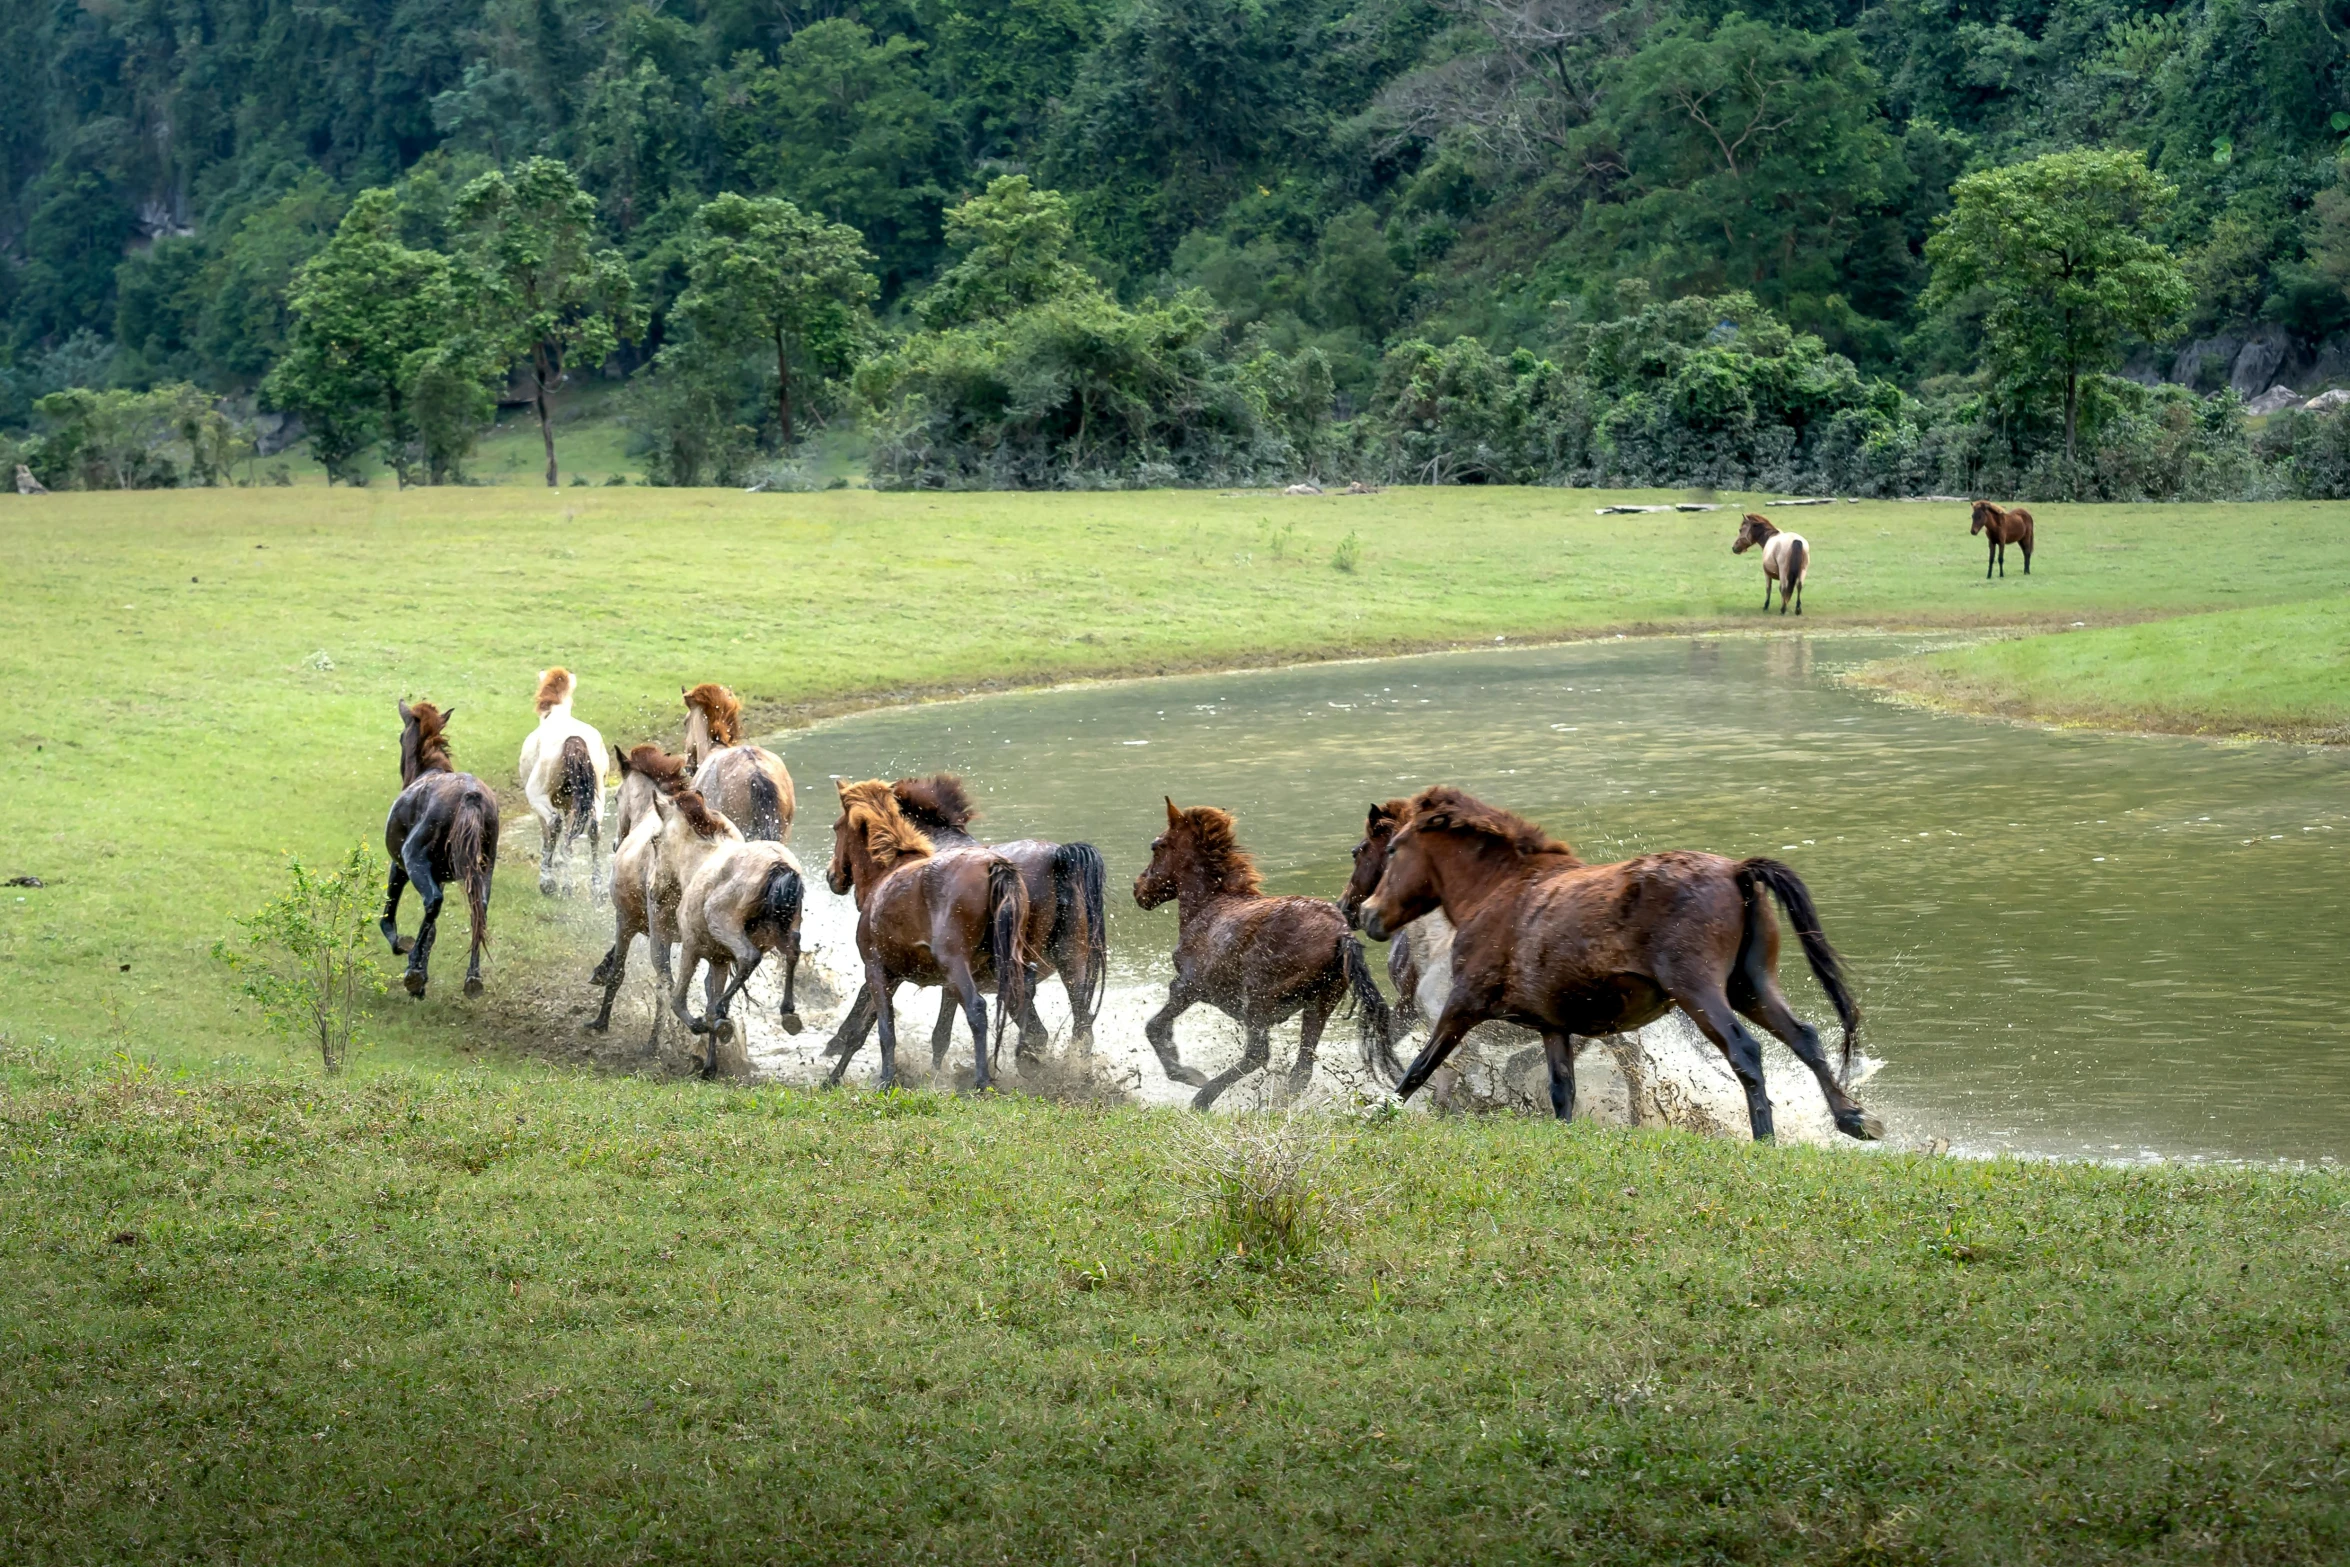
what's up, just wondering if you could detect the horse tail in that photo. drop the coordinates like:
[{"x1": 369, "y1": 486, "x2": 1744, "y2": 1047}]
[
  {"x1": 757, "y1": 859, "x2": 804, "y2": 940},
  {"x1": 555, "y1": 735, "x2": 597, "y2": 839},
  {"x1": 1784, "y1": 534, "x2": 1807, "y2": 588},
  {"x1": 985, "y1": 858, "x2": 1030, "y2": 1070},
  {"x1": 1340, "y1": 932, "x2": 1404, "y2": 1085},
  {"x1": 1050, "y1": 841, "x2": 1109, "y2": 1027},
  {"x1": 451, "y1": 787, "x2": 495, "y2": 952},
  {"x1": 745, "y1": 760, "x2": 782, "y2": 841},
  {"x1": 1736, "y1": 858, "x2": 1860, "y2": 1082}
]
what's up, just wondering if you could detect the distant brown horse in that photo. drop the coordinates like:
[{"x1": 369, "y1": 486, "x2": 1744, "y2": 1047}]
[
  {"x1": 1970, "y1": 501, "x2": 2034, "y2": 578},
  {"x1": 1359, "y1": 787, "x2": 1877, "y2": 1142},
  {"x1": 825, "y1": 780, "x2": 1030, "y2": 1092},
  {"x1": 823, "y1": 773, "x2": 1109, "y2": 1064},
  {"x1": 587, "y1": 743, "x2": 694, "y2": 1037},
  {"x1": 1732, "y1": 512, "x2": 1809, "y2": 614},
  {"x1": 380, "y1": 701, "x2": 500, "y2": 998},
  {"x1": 1135, "y1": 800, "x2": 1399, "y2": 1109},
  {"x1": 682, "y1": 682, "x2": 795, "y2": 840}
]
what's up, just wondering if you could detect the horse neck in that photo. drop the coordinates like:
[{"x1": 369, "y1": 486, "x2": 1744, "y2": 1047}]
[
  {"x1": 844, "y1": 830, "x2": 925, "y2": 904},
  {"x1": 1420, "y1": 833, "x2": 1530, "y2": 924},
  {"x1": 684, "y1": 712, "x2": 712, "y2": 766},
  {"x1": 1172, "y1": 852, "x2": 1249, "y2": 922}
]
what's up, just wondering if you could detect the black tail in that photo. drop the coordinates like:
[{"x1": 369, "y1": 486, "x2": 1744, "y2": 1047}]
[
  {"x1": 554, "y1": 735, "x2": 598, "y2": 841},
  {"x1": 1784, "y1": 536, "x2": 1807, "y2": 589},
  {"x1": 451, "y1": 787, "x2": 496, "y2": 956},
  {"x1": 1340, "y1": 933, "x2": 1404, "y2": 1086},
  {"x1": 985, "y1": 859, "x2": 1030, "y2": 1069},
  {"x1": 754, "y1": 860, "x2": 804, "y2": 941},
  {"x1": 1737, "y1": 858, "x2": 1860, "y2": 1081},
  {"x1": 1049, "y1": 841, "x2": 1109, "y2": 1027},
  {"x1": 746, "y1": 763, "x2": 782, "y2": 841}
]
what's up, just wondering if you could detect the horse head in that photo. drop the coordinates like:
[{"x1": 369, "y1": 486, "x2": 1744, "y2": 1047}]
[
  {"x1": 1339, "y1": 799, "x2": 1411, "y2": 929},
  {"x1": 534, "y1": 667, "x2": 574, "y2": 716},
  {"x1": 1361, "y1": 786, "x2": 1575, "y2": 941},
  {"x1": 1136, "y1": 798, "x2": 1261, "y2": 911},
  {"x1": 1733, "y1": 513, "x2": 1777, "y2": 554},
  {"x1": 1970, "y1": 500, "x2": 1999, "y2": 535},
  {"x1": 398, "y1": 700, "x2": 455, "y2": 786},
  {"x1": 830, "y1": 779, "x2": 932, "y2": 900}
]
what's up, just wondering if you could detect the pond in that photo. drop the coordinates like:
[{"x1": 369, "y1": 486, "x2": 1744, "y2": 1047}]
[{"x1": 770, "y1": 633, "x2": 2348, "y2": 1163}]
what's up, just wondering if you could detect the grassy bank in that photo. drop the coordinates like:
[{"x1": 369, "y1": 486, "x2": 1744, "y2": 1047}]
[
  {"x1": 3, "y1": 1057, "x2": 2343, "y2": 1563},
  {"x1": 4, "y1": 487, "x2": 2347, "y2": 1071},
  {"x1": 1856, "y1": 596, "x2": 2350, "y2": 742}
]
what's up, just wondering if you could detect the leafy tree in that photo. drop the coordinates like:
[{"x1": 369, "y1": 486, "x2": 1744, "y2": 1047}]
[
  {"x1": 1924, "y1": 149, "x2": 2192, "y2": 463},
  {"x1": 676, "y1": 194, "x2": 877, "y2": 447},
  {"x1": 453, "y1": 158, "x2": 644, "y2": 486},
  {"x1": 918, "y1": 177, "x2": 1102, "y2": 330},
  {"x1": 267, "y1": 190, "x2": 471, "y2": 486}
]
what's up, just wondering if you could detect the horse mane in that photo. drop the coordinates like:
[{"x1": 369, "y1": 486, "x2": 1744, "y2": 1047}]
[
  {"x1": 1175, "y1": 805, "x2": 1263, "y2": 896},
  {"x1": 625, "y1": 743, "x2": 692, "y2": 795},
  {"x1": 404, "y1": 701, "x2": 455, "y2": 776},
  {"x1": 672, "y1": 788, "x2": 730, "y2": 839},
  {"x1": 839, "y1": 779, "x2": 935, "y2": 870},
  {"x1": 682, "y1": 683, "x2": 742, "y2": 746},
  {"x1": 534, "y1": 667, "x2": 574, "y2": 714},
  {"x1": 1405, "y1": 786, "x2": 1579, "y2": 862},
  {"x1": 893, "y1": 773, "x2": 977, "y2": 835}
]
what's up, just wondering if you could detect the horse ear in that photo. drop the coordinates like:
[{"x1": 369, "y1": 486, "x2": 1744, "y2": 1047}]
[
  {"x1": 398, "y1": 700, "x2": 412, "y2": 721},
  {"x1": 835, "y1": 778, "x2": 849, "y2": 799},
  {"x1": 612, "y1": 744, "x2": 629, "y2": 774},
  {"x1": 651, "y1": 792, "x2": 675, "y2": 823},
  {"x1": 440, "y1": 707, "x2": 456, "y2": 724},
  {"x1": 1165, "y1": 797, "x2": 1181, "y2": 826},
  {"x1": 1366, "y1": 802, "x2": 1385, "y2": 826}
]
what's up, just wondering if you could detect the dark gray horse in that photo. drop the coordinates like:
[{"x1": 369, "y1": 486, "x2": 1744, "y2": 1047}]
[{"x1": 380, "y1": 701, "x2": 500, "y2": 998}]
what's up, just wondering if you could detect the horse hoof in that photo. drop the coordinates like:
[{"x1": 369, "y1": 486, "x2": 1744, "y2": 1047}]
[
  {"x1": 582, "y1": 1018, "x2": 609, "y2": 1035},
  {"x1": 539, "y1": 880, "x2": 556, "y2": 898},
  {"x1": 463, "y1": 978, "x2": 484, "y2": 999},
  {"x1": 1168, "y1": 1064, "x2": 1209, "y2": 1088},
  {"x1": 392, "y1": 935, "x2": 416, "y2": 955},
  {"x1": 777, "y1": 1011, "x2": 804, "y2": 1035},
  {"x1": 1840, "y1": 1110, "x2": 1885, "y2": 1141},
  {"x1": 403, "y1": 971, "x2": 428, "y2": 998}
]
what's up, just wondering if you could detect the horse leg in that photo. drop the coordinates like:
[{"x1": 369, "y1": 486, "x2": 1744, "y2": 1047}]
[
  {"x1": 1017, "y1": 962, "x2": 1052, "y2": 1064},
  {"x1": 535, "y1": 807, "x2": 560, "y2": 897},
  {"x1": 1671, "y1": 984, "x2": 1776, "y2": 1142},
  {"x1": 399, "y1": 830, "x2": 442, "y2": 998},
  {"x1": 667, "y1": 948, "x2": 707, "y2": 1058},
  {"x1": 583, "y1": 811, "x2": 603, "y2": 898},
  {"x1": 1142, "y1": 983, "x2": 1211, "y2": 1088},
  {"x1": 930, "y1": 990, "x2": 959, "y2": 1075},
  {"x1": 825, "y1": 983, "x2": 880, "y2": 1072},
  {"x1": 587, "y1": 928, "x2": 631, "y2": 1033},
  {"x1": 1732, "y1": 974, "x2": 1881, "y2": 1141},
  {"x1": 1793, "y1": 574, "x2": 1802, "y2": 616},
  {"x1": 380, "y1": 861, "x2": 412, "y2": 955},
  {"x1": 775, "y1": 928, "x2": 803, "y2": 1034},
  {"x1": 1762, "y1": 575, "x2": 1774, "y2": 612},
  {"x1": 2022, "y1": 537, "x2": 2032, "y2": 575},
  {"x1": 1602, "y1": 1034, "x2": 1646, "y2": 1127},
  {"x1": 1287, "y1": 993, "x2": 1335, "y2": 1096},
  {"x1": 1387, "y1": 931, "x2": 1422, "y2": 1032},
  {"x1": 945, "y1": 958, "x2": 992, "y2": 1093},
  {"x1": 869, "y1": 966, "x2": 901, "y2": 1091},
  {"x1": 1193, "y1": 1023, "x2": 1271, "y2": 1113},
  {"x1": 1395, "y1": 995, "x2": 1493, "y2": 1101},
  {"x1": 1053, "y1": 948, "x2": 1092, "y2": 1052},
  {"x1": 1542, "y1": 1032, "x2": 1577, "y2": 1121}
]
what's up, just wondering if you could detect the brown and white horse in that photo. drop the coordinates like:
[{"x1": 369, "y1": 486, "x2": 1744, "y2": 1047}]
[
  {"x1": 587, "y1": 743, "x2": 693, "y2": 1038},
  {"x1": 380, "y1": 701, "x2": 500, "y2": 999},
  {"x1": 1732, "y1": 513, "x2": 1809, "y2": 614},
  {"x1": 1359, "y1": 787, "x2": 1878, "y2": 1142},
  {"x1": 1970, "y1": 501, "x2": 2034, "y2": 578},
  {"x1": 1135, "y1": 800, "x2": 1400, "y2": 1109},
  {"x1": 682, "y1": 682, "x2": 796, "y2": 840},
  {"x1": 668, "y1": 837, "x2": 808, "y2": 1074},
  {"x1": 518, "y1": 667, "x2": 607, "y2": 895}
]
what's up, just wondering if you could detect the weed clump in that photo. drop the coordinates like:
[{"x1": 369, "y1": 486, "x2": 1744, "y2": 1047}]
[{"x1": 1175, "y1": 1110, "x2": 1351, "y2": 1269}]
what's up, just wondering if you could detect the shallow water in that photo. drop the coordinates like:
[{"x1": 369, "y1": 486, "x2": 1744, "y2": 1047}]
[{"x1": 765, "y1": 634, "x2": 2348, "y2": 1162}]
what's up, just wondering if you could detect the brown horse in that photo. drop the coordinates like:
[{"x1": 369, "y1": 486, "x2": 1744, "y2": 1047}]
[
  {"x1": 587, "y1": 743, "x2": 694, "y2": 1037},
  {"x1": 379, "y1": 701, "x2": 500, "y2": 998},
  {"x1": 1732, "y1": 512, "x2": 1809, "y2": 614},
  {"x1": 682, "y1": 682, "x2": 795, "y2": 840},
  {"x1": 823, "y1": 774, "x2": 1109, "y2": 1063},
  {"x1": 1135, "y1": 800, "x2": 1399, "y2": 1109},
  {"x1": 1358, "y1": 787, "x2": 1877, "y2": 1142},
  {"x1": 1970, "y1": 501, "x2": 2034, "y2": 578},
  {"x1": 824, "y1": 780, "x2": 1030, "y2": 1092}
]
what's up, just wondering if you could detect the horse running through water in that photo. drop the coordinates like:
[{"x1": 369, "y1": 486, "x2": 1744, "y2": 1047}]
[
  {"x1": 1732, "y1": 513, "x2": 1809, "y2": 615},
  {"x1": 1970, "y1": 501, "x2": 2035, "y2": 578},
  {"x1": 682, "y1": 682, "x2": 795, "y2": 840},
  {"x1": 1358, "y1": 787, "x2": 1879, "y2": 1142},
  {"x1": 518, "y1": 668, "x2": 607, "y2": 895},
  {"x1": 1135, "y1": 800, "x2": 1401, "y2": 1110},
  {"x1": 587, "y1": 743, "x2": 693, "y2": 1037},
  {"x1": 668, "y1": 835, "x2": 808, "y2": 1075},
  {"x1": 822, "y1": 774, "x2": 1109, "y2": 1066},
  {"x1": 1341, "y1": 800, "x2": 1649, "y2": 1119},
  {"x1": 825, "y1": 780, "x2": 1030, "y2": 1093},
  {"x1": 380, "y1": 701, "x2": 500, "y2": 998}
]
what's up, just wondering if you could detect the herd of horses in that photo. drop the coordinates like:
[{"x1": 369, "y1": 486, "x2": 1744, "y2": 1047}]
[
  {"x1": 376, "y1": 674, "x2": 1886, "y2": 1142},
  {"x1": 1733, "y1": 500, "x2": 2038, "y2": 613}
]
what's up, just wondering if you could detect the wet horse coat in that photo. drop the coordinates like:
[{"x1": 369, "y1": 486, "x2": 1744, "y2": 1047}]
[
  {"x1": 380, "y1": 701, "x2": 500, "y2": 998},
  {"x1": 682, "y1": 682, "x2": 795, "y2": 840}
]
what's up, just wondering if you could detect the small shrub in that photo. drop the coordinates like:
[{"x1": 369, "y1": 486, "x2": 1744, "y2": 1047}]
[
  {"x1": 214, "y1": 846, "x2": 384, "y2": 1074},
  {"x1": 1331, "y1": 530, "x2": 1362, "y2": 573},
  {"x1": 1174, "y1": 1110, "x2": 1349, "y2": 1268}
]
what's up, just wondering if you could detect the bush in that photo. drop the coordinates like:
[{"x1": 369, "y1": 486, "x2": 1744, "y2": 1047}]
[
  {"x1": 27, "y1": 383, "x2": 253, "y2": 489},
  {"x1": 214, "y1": 846, "x2": 384, "y2": 1075}
]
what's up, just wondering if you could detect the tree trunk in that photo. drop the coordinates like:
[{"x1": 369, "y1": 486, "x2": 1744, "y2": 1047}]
[
  {"x1": 533, "y1": 343, "x2": 559, "y2": 488},
  {"x1": 2064, "y1": 365, "x2": 2079, "y2": 467},
  {"x1": 775, "y1": 330, "x2": 794, "y2": 448}
]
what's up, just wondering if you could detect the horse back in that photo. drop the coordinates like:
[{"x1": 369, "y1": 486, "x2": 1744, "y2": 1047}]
[{"x1": 1470, "y1": 853, "x2": 1743, "y2": 1023}]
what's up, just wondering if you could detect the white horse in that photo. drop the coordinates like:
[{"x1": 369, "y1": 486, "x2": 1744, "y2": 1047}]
[
  {"x1": 1733, "y1": 513, "x2": 1809, "y2": 615},
  {"x1": 518, "y1": 667, "x2": 608, "y2": 895}
]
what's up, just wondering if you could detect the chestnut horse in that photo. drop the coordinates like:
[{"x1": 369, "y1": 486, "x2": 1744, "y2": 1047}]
[
  {"x1": 824, "y1": 780, "x2": 1030, "y2": 1092},
  {"x1": 1359, "y1": 787, "x2": 1877, "y2": 1142},
  {"x1": 587, "y1": 743, "x2": 694, "y2": 1037},
  {"x1": 682, "y1": 682, "x2": 795, "y2": 840},
  {"x1": 380, "y1": 701, "x2": 500, "y2": 998},
  {"x1": 823, "y1": 774, "x2": 1109, "y2": 1063},
  {"x1": 1135, "y1": 800, "x2": 1400, "y2": 1109},
  {"x1": 1970, "y1": 501, "x2": 2034, "y2": 577},
  {"x1": 1732, "y1": 513, "x2": 1808, "y2": 614}
]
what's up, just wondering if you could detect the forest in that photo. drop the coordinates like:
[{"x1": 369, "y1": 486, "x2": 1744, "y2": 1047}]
[{"x1": 11, "y1": 0, "x2": 2350, "y2": 494}]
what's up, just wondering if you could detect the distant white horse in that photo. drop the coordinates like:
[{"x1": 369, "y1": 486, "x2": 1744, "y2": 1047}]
[
  {"x1": 519, "y1": 667, "x2": 608, "y2": 895},
  {"x1": 1733, "y1": 512, "x2": 1809, "y2": 615}
]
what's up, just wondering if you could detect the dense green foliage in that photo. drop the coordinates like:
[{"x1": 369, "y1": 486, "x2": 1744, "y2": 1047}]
[{"x1": 12, "y1": 0, "x2": 2350, "y2": 492}]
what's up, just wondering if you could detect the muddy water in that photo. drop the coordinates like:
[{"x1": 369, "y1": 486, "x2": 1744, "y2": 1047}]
[{"x1": 761, "y1": 634, "x2": 2348, "y2": 1162}]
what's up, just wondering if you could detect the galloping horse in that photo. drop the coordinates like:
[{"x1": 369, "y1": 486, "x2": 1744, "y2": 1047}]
[
  {"x1": 1970, "y1": 501, "x2": 2034, "y2": 577},
  {"x1": 1732, "y1": 513, "x2": 1809, "y2": 615},
  {"x1": 668, "y1": 836, "x2": 808, "y2": 1074},
  {"x1": 587, "y1": 743, "x2": 693, "y2": 1037},
  {"x1": 822, "y1": 773, "x2": 1109, "y2": 1063},
  {"x1": 380, "y1": 701, "x2": 500, "y2": 998},
  {"x1": 1135, "y1": 800, "x2": 1399, "y2": 1109},
  {"x1": 518, "y1": 667, "x2": 607, "y2": 895},
  {"x1": 682, "y1": 682, "x2": 795, "y2": 840},
  {"x1": 1359, "y1": 787, "x2": 1879, "y2": 1142},
  {"x1": 825, "y1": 780, "x2": 1030, "y2": 1092}
]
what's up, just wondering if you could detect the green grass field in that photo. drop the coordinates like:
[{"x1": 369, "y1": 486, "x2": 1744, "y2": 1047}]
[{"x1": 4, "y1": 486, "x2": 2347, "y2": 1561}]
